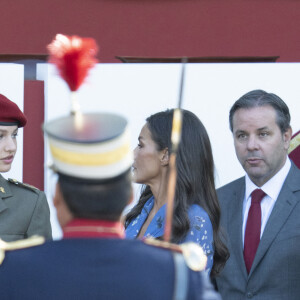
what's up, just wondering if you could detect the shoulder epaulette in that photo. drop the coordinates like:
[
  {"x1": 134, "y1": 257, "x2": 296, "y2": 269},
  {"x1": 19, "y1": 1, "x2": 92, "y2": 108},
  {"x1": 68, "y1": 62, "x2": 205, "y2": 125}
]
[
  {"x1": 0, "y1": 235, "x2": 45, "y2": 265},
  {"x1": 8, "y1": 178, "x2": 39, "y2": 193},
  {"x1": 144, "y1": 238, "x2": 207, "y2": 271}
]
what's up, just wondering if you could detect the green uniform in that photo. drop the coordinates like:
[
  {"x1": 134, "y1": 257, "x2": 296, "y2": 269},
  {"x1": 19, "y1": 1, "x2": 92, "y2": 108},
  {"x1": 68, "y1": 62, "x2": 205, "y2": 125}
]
[{"x1": 0, "y1": 175, "x2": 52, "y2": 242}]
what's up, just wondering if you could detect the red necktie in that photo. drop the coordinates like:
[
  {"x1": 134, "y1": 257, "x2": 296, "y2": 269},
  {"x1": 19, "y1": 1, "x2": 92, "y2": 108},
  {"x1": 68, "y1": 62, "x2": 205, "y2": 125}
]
[{"x1": 244, "y1": 189, "x2": 266, "y2": 273}]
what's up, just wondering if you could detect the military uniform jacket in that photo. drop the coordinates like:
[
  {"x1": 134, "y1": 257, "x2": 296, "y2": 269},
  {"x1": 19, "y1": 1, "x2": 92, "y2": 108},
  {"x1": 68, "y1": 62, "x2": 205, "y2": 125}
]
[
  {"x1": 0, "y1": 237, "x2": 206, "y2": 300},
  {"x1": 0, "y1": 175, "x2": 52, "y2": 241}
]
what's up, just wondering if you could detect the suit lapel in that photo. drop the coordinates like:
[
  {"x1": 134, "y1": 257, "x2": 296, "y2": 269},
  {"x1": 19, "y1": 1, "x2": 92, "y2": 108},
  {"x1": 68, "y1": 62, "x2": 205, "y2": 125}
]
[
  {"x1": 227, "y1": 179, "x2": 248, "y2": 277},
  {"x1": 0, "y1": 175, "x2": 12, "y2": 213},
  {"x1": 249, "y1": 164, "x2": 300, "y2": 277}
]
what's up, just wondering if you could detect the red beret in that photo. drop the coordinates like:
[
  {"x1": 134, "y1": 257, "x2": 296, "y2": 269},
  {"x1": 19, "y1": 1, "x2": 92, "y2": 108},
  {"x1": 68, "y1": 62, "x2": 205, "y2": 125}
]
[
  {"x1": 0, "y1": 94, "x2": 27, "y2": 128},
  {"x1": 288, "y1": 130, "x2": 300, "y2": 169}
]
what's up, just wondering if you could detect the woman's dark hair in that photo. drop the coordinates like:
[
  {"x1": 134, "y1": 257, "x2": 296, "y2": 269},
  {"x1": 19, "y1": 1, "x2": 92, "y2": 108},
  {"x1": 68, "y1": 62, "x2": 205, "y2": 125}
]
[
  {"x1": 58, "y1": 169, "x2": 132, "y2": 221},
  {"x1": 125, "y1": 109, "x2": 229, "y2": 278}
]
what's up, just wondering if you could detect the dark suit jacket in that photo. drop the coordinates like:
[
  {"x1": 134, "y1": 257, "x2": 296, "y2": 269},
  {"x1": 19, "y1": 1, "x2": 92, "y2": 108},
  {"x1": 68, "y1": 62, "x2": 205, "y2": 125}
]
[
  {"x1": 216, "y1": 163, "x2": 300, "y2": 300},
  {"x1": 0, "y1": 175, "x2": 52, "y2": 241},
  {"x1": 0, "y1": 238, "x2": 206, "y2": 300}
]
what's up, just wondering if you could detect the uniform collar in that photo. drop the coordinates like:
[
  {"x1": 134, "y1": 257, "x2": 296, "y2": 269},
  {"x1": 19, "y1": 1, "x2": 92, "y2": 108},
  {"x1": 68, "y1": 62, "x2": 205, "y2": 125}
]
[{"x1": 63, "y1": 218, "x2": 125, "y2": 239}]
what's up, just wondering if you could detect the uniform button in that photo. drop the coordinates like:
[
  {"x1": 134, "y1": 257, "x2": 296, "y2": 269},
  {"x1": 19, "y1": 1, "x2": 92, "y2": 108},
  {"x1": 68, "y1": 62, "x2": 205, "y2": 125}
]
[{"x1": 246, "y1": 292, "x2": 253, "y2": 298}]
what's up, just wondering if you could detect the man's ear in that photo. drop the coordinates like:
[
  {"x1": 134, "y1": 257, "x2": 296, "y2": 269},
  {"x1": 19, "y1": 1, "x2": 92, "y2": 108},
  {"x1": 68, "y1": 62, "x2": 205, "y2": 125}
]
[
  {"x1": 53, "y1": 182, "x2": 63, "y2": 209},
  {"x1": 120, "y1": 186, "x2": 134, "y2": 225},
  {"x1": 160, "y1": 148, "x2": 169, "y2": 166},
  {"x1": 53, "y1": 182, "x2": 74, "y2": 228},
  {"x1": 283, "y1": 127, "x2": 293, "y2": 150}
]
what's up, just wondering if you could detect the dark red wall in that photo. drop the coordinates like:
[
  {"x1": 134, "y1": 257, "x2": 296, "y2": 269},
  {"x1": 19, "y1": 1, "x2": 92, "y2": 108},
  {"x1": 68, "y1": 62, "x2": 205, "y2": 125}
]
[
  {"x1": 4, "y1": 0, "x2": 300, "y2": 189},
  {"x1": 1, "y1": 0, "x2": 300, "y2": 62},
  {"x1": 23, "y1": 81, "x2": 44, "y2": 190}
]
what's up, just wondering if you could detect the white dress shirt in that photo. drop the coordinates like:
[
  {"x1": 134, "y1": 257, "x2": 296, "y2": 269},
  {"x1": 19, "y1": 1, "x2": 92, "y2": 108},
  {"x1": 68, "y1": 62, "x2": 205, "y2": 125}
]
[{"x1": 242, "y1": 158, "x2": 291, "y2": 245}]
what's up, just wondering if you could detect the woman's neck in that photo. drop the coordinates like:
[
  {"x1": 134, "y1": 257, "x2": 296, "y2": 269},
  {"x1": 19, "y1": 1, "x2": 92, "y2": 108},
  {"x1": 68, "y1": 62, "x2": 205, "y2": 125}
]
[{"x1": 148, "y1": 173, "x2": 168, "y2": 209}]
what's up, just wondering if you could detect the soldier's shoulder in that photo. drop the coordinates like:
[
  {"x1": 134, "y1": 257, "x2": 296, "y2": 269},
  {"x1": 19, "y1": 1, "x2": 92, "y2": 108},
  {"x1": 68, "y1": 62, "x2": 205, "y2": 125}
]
[
  {"x1": 0, "y1": 235, "x2": 45, "y2": 265},
  {"x1": 7, "y1": 178, "x2": 40, "y2": 194},
  {"x1": 143, "y1": 238, "x2": 207, "y2": 272}
]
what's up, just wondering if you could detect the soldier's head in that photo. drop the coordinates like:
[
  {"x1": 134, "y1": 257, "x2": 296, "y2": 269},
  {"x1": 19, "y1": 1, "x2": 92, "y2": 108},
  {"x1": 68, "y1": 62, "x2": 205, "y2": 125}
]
[
  {"x1": 44, "y1": 112, "x2": 133, "y2": 226},
  {"x1": 0, "y1": 94, "x2": 27, "y2": 173}
]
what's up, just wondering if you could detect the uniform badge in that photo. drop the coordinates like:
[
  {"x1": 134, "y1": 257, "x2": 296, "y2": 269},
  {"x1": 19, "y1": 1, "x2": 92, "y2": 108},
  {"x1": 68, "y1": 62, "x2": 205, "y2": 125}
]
[
  {"x1": 0, "y1": 187, "x2": 5, "y2": 193},
  {"x1": 180, "y1": 242, "x2": 207, "y2": 271},
  {"x1": 144, "y1": 238, "x2": 207, "y2": 271}
]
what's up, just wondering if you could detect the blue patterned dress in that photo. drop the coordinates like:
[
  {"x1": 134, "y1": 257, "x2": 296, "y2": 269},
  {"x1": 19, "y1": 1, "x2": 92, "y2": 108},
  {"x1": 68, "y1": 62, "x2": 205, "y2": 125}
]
[{"x1": 125, "y1": 196, "x2": 214, "y2": 274}]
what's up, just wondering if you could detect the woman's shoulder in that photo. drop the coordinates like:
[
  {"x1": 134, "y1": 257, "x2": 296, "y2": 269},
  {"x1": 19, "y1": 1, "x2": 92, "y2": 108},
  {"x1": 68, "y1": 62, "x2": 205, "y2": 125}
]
[
  {"x1": 188, "y1": 204, "x2": 210, "y2": 220},
  {"x1": 187, "y1": 204, "x2": 213, "y2": 231},
  {"x1": 7, "y1": 178, "x2": 41, "y2": 193},
  {"x1": 0, "y1": 175, "x2": 42, "y2": 197}
]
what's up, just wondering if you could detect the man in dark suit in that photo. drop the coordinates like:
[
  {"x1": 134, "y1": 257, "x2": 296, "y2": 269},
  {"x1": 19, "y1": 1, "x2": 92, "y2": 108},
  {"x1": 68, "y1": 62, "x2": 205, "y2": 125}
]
[
  {"x1": 0, "y1": 93, "x2": 52, "y2": 241},
  {"x1": 0, "y1": 107, "x2": 220, "y2": 300},
  {"x1": 216, "y1": 90, "x2": 300, "y2": 299}
]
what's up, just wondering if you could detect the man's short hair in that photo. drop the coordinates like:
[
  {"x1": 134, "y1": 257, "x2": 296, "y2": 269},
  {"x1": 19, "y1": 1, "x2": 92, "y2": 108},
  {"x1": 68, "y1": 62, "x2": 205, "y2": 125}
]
[
  {"x1": 229, "y1": 89, "x2": 291, "y2": 133},
  {"x1": 58, "y1": 169, "x2": 132, "y2": 221}
]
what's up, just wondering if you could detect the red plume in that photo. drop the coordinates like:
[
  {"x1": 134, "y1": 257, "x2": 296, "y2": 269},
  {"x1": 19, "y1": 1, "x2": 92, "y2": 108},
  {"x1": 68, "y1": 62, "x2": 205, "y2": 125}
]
[{"x1": 48, "y1": 34, "x2": 98, "y2": 91}]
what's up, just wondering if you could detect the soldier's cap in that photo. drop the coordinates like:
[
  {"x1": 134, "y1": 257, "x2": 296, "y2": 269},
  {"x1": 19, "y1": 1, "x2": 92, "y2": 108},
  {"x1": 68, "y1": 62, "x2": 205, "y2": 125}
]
[
  {"x1": 43, "y1": 112, "x2": 132, "y2": 181},
  {"x1": 0, "y1": 94, "x2": 27, "y2": 128}
]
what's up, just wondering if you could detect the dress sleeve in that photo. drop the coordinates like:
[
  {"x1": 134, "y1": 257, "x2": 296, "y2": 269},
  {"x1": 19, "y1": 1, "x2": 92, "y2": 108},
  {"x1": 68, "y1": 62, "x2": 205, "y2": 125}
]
[
  {"x1": 26, "y1": 191, "x2": 52, "y2": 240},
  {"x1": 183, "y1": 205, "x2": 214, "y2": 274}
]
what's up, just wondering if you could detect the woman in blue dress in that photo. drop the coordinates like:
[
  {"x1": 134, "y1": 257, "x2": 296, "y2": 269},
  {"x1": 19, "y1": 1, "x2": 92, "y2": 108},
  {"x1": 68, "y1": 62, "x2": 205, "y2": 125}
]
[{"x1": 125, "y1": 109, "x2": 229, "y2": 279}]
